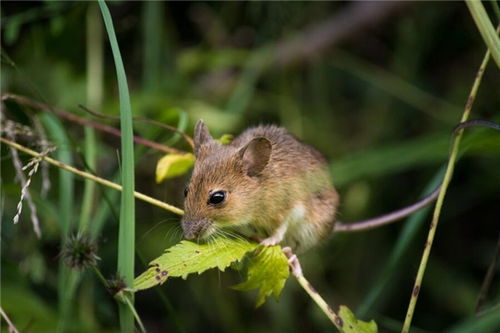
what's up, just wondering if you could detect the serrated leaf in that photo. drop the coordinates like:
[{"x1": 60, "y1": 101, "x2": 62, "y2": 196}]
[
  {"x1": 233, "y1": 245, "x2": 289, "y2": 307},
  {"x1": 215, "y1": 134, "x2": 234, "y2": 145},
  {"x1": 155, "y1": 153, "x2": 195, "y2": 183},
  {"x1": 338, "y1": 305, "x2": 378, "y2": 333},
  {"x1": 134, "y1": 238, "x2": 258, "y2": 291}
]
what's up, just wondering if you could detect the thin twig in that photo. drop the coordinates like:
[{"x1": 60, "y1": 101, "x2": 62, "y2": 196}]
[
  {"x1": 78, "y1": 104, "x2": 195, "y2": 149},
  {"x1": 123, "y1": 295, "x2": 147, "y2": 333},
  {"x1": 2, "y1": 93, "x2": 187, "y2": 155},
  {"x1": 0, "y1": 137, "x2": 184, "y2": 216},
  {"x1": 475, "y1": 230, "x2": 500, "y2": 314},
  {"x1": 401, "y1": 40, "x2": 493, "y2": 333},
  {"x1": 284, "y1": 249, "x2": 343, "y2": 331},
  {"x1": 0, "y1": 307, "x2": 20, "y2": 333}
]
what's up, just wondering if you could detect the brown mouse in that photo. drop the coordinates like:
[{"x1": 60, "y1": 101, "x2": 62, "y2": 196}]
[
  {"x1": 181, "y1": 120, "x2": 339, "y2": 253},
  {"x1": 181, "y1": 119, "x2": 500, "y2": 252}
]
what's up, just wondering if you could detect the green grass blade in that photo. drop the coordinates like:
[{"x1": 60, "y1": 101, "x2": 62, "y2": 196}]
[
  {"x1": 357, "y1": 168, "x2": 445, "y2": 317},
  {"x1": 39, "y1": 113, "x2": 75, "y2": 333},
  {"x1": 98, "y1": 1, "x2": 136, "y2": 332},
  {"x1": 225, "y1": 48, "x2": 272, "y2": 115},
  {"x1": 446, "y1": 307, "x2": 500, "y2": 333},
  {"x1": 80, "y1": 2, "x2": 103, "y2": 235},
  {"x1": 466, "y1": 1, "x2": 500, "y2": 68},
  {"x1": 142, "y1": 1, "x2": 164, "y2": 91}
]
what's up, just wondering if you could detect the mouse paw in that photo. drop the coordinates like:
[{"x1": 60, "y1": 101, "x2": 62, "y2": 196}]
[
  {"x1": 281, "y1": 247, "x2": 302, "y2": 276},
  {"x1": 260, "y1": 232, "x2": 284, "y2": 247}
]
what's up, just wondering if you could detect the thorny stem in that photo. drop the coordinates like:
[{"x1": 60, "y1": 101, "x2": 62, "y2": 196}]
[
  {"x1": 285, "y1": 251, "x2": 343, "y2": 331},
  {"x1": 401, "y1": 41, "x2": 492, "y2": 332},
  {"x1": 0, "y1": 137, "x2": 184, "y2": 216},
  {"x1": 2, "y1": 93, "x2": 187, "y2": 155}
]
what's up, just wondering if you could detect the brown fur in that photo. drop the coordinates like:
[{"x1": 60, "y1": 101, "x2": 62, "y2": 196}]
[{"x1": 182, "y1": 121, "x2": 339, "y2": 253}]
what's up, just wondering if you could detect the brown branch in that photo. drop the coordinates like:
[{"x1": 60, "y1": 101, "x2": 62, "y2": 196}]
[
  {"x1": 2, "y1": 93, "x2": 187, "y2": 155},
  {"x1": 274, "y1": 2, "x2": 408, "y2": 67},
  {"x1": 78, "y1": 104, "x2": 195, "y2": 149}
]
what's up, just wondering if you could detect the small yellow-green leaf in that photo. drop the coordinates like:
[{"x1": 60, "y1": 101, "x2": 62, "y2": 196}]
[
  {"x1": 155, "y1": 153, "x2": 195, "y2": 183},
  {"x1": 134, "y1": 238, "x2": 258, "y2": 291},
  {"x1": 233, "y1": 245, "x2": 289, "y2": 307},
  {"x1": 215, "y1": 134, "x2": 234, "y2": 145},
  {"x1": 338, "y1": 305, "x2": 378, "y2": 333}
]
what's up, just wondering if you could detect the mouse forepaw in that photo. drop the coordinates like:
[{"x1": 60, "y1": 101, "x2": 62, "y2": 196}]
[{"x1": 259, "y1": 235, "x2": 282, "y2": 247}]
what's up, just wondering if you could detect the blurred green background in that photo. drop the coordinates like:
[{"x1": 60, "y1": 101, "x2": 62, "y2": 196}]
[{"x1": 1, "y1": 1, "x2": 499, "y2": 332}]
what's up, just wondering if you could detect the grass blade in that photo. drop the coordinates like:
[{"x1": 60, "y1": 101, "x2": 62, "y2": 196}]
[
  {"x1": 357, "y1": 169, "x2": 445, "y2": 317},
  {"x1": 39, "y1": 113, "x2": 75, "y2": 332},
  {"x1": 466, "y1": 2, "x2": 500, "y2": 68},
  {"x1": 80, "y1": 2, "x2": 103, "y2": 235},
  {"x1": 98, "y1": 1, "x2": 136, "y2": 332}
]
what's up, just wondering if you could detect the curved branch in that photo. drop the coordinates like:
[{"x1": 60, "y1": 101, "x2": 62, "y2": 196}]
[
  {"x1": 2, "y1": 93, "x2": 187, "y2": 155},
  {"x1": 0, "y1": 137, "x2": 184, "y2": 216}
]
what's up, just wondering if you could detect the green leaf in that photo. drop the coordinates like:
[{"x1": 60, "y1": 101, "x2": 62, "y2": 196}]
[
  {"x1": 134, "y1": 238, "x2": 258, "y2": 291},
  {"x1": 155, "y1": 153, "x2": 195, "y2": 183},
  {"x1": 215, "y1": 134, "x2": 234, "y2": 145},
  {"x1": 233, "y1": 245, "x2": 289, "y2": 307},
  {"x1": 338, "y1": 306, "x2": 378, "y2": 333}
]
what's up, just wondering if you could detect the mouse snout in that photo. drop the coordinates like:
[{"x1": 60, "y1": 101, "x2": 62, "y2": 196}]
[{"x1": 181, "y1": 217, "x2": 212, "y2": 240}]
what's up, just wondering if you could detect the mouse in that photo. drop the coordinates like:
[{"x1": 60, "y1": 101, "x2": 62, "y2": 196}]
[{"x1": 181, "y1": 120, "x2": 339, "y2": 253}]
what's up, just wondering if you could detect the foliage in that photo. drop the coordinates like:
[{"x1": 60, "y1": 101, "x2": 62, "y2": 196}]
[
  {"x1": 338, "y1": 306, "x2": 378, "y2": 333},
  {"x1": 155, "y1": 153, "x2": 195, "y2": 183},
  {"x1": 233, "y1": 245, "x2": 289, "y2": 307},
  {"x1": 134, "y1": 238, "x2": 258, "y2": 290},
  {"x1": 134, "y1": 239, "x2": 290, "y2": 309}
]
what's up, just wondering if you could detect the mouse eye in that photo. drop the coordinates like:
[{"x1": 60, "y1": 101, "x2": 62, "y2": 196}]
[
  {"x1": 183, "y1": 186, "x2": 189, "y2": 198},
  {"x1": 208, "y1": 191, "x2": 226, "y2": 206}
]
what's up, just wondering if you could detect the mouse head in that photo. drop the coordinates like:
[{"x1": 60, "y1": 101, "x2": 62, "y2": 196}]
[{"x1": 181, "y1": 120, "x2": 271, "y2": 241}]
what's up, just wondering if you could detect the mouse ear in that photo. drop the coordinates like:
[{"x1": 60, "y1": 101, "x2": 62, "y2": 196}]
[
  {"x1": 193, "y1": 120, "x2": 213, "y2": 156},
  {"x1": 239, "y1": 137, "x2": 272, "y2": 177}
]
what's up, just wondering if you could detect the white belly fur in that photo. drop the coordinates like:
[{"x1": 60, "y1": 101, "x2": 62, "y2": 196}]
[{"x1": 283, "y1": 203, "x2": 318, "y2": 251}]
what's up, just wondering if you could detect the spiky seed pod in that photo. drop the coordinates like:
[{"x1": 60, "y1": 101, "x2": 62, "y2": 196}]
[
  {"x1": 61, "y1": 233, "x2": 100, "y2": 269},
  {"x1": 106, "y1": 275, "x2": 127, "y2": 296}
]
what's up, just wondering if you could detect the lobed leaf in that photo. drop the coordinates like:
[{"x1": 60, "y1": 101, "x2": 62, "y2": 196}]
[
  {"x1": 155, "y1": 153, "x2": 195, "y2": 183},
  {"x1": 134, "y1": 238, "x2": 258, "y2": 291},
  {"x1": 338, "y1": 306, "x2": 378, "y2": 333},
  {"x1": 233, "y1": 245, "x2": 289, "y2": 307}
]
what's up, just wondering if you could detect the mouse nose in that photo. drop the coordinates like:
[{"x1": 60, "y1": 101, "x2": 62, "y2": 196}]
[{"x1": 181, "y1": 217, "x2": 210, "y2": 240}]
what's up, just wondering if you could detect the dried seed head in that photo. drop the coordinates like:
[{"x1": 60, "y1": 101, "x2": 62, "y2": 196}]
[
  {"x1": 107, "y1": 275, "x2": 127, "y2": 296},
  {"x1": 61, "y1": 233, "x2": 99, "y2": 269}
]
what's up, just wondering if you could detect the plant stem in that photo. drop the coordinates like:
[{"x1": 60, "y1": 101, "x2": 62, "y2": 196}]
[
  {"x1": 295, "y1": 273, "x2": 343, "y2": 330},
  {"x1": 124, "y1": 295, "x2": 147, "y2": 333},
  {"x1": 285, "y1": 252, "x2": 343, "y2": 331},
  {"x1": 401, "y1": 44, "x2": 492, "y2": 333},
  {"x1": 0, "y1": 307, "x2": 20, "y2": 333},
  {"x1": 0, "y1": 137, "x2": 184, "y2": 216},
  {"x1": 2, "y1": 93, "x2": 186, "y2": 155}
]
